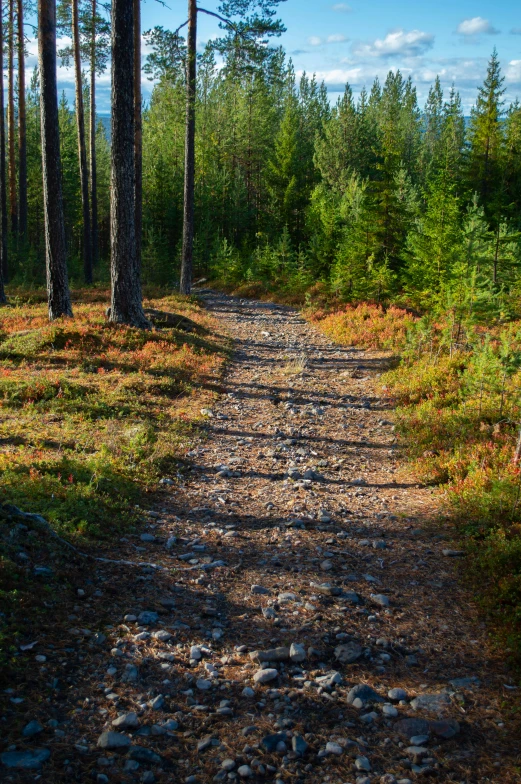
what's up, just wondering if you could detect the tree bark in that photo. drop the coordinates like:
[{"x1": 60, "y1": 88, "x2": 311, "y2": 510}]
[
  {"x1": 133, "y1": 0, "x2": 142, "y2": 272},
  {"x1": 109, "y1": 0, "x2": 149, "y2": 328},
  {"x1": 0, "y1": 0, "x2": 9, "y2": 291},
  {"x1": 38, "y1": 0, "x2": 73, "y2": 319},
  {"x1": 90, "y1": 0, "x2": 98, "y2": 267},
  {"x1": 179, "y1": 0, "x2": 197, "y2": 295},
  {"x1": 7, "y1": 0, "x2": 17, "y2": 237},
  {"x1": 17, "y1": 0, "x2": 27, "y2": 244},
  {"x1": 72, "y1": 0, "x2": 93, "y2": 283}
]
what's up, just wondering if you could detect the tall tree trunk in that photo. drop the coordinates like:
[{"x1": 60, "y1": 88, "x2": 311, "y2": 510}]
[
  {"x1": 7, "y1": 0, "x2": 17, "y2": 237},
  {"x1": 133, "y1": 0, "x2": 142, "y2": 271},
  {"x1": 17, "y1": 0, "x2": 27, "y2": 244},
  {"x1": 90, "y1": 0, "x2": 98, "y2": 267},
  {"x1": 0, "y1": 0, "x2": 9, "y2": 290},
  {"x1": 72, "y1": 0, "x2": 93, "y2": 283},
  {"x1": 38, "y1": 0, "x2": 73, "y2": 319},
  {"x1": 109, "y1": 0, "x2": 149, "y2": 328},
  {"x1": 179, "y1": 0, "x2": 196, "y2": 295}
]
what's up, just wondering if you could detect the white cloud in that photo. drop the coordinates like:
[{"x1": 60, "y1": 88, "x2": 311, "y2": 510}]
[
  {"x1": 332, "y1": 3, "x2": 351, "y2": 11},
  {"x1": 308, "y1": 34, "x2": 348, "y2": 46},
  {"x1": 353, "y1": 29, "x2": 434, "y2": 59},
  {"x1": 506, "y1": 60, "x2": 521, "y2": 83},
  {"x1": 511, "y1": 28, "x2": 521, "y2": 36},
  {"x1": 456, "y1": 17, "x2": 499, "y2": 36}
]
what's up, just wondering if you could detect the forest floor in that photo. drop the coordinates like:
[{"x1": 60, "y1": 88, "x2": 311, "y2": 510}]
[{"x1": 1, "y1": 290, "x2": 520, "y2": 784}]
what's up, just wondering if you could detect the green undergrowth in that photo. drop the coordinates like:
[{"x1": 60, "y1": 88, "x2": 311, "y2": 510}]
[
  {"x1": 0, "y1": 287, "x2": 228, "y2": 663},
  {"x1": 311, "y1": 302, "x2": 521, "y2": 665}
]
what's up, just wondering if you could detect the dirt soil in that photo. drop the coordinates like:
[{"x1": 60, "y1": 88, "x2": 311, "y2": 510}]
[{"x1": 1, "y1": 290, "x2": 520, "y2": 784}]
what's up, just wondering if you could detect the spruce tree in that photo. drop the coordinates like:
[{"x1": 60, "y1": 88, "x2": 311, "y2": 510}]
[{"x1": 467, "y1": 49, "x2": 506, "y2": 221}]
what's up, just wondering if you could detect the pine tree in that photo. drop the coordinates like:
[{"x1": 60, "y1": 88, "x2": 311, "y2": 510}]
[
  {"x1": 17, "y1": 0, "x2": 28, "y2": 245},
  {"x1": 109, "y1": 0, "x2": 149, "y2": 327},
  {"x1": 405, "y1": 173, "x2": 462, "y2": 301},
  {"x1": 467, "y1": 49, "x2": 506, "y2": 221},
  {"x1": 38, "y1": 0, "x2": 73, "y2": 319},
  {"x1": 422, "y1": 76, "x2": 444, "y2": 178},
  {"x1": 441, "y1": 86, "x2": 465, "y2": 186},
  {"x1": 266, "y1": 89, "x2": 305, "y2": 240},
  {"x1": 0, "y1": 0, "x2": 8, "y2": 291}
]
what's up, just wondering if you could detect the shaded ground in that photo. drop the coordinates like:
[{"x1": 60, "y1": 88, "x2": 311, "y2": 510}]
[{"x1": 1, "y1": 290, "x2": 519, "y2": 784}]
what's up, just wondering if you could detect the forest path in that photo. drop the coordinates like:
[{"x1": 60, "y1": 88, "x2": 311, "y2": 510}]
[{"x1": 3, "y1": 291, "x2": 519, "y2": 783}]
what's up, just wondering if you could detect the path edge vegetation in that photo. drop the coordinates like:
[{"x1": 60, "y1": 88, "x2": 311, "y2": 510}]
[{"x1": 224, "y1": 283, "x2": 521, "y2": 670}]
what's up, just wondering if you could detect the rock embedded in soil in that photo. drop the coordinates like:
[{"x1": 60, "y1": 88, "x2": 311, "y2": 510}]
[
  {"x1": 128, "y1": 746, "x2": 162, "y2": 764},
  {"x1": 291, "y1": 735, "x2": 308, "y2": 755},
  {"x1": 347, "y1": 684, "x2": 384, "y2": 705},
  {"x1": 97, "y1": 731, "x2": 131, "y2": 750},
  {"x1": 394, "y1": 718, "x2": 430, "y2": 738},
  {"x1": 112, "y1": 712, "x2": 139, "y2": 729},
  {"x1": 250, "y1": 647, "x2": 289, "y2": 663},
  {"x1": 388, "y1": 688, "x2": 408, "y2": 702},
  {"x1": 251, "y1": 585, "x2": 271, "y2": 595},
  {"x1": 289, "y1": 642, "x2": 306, "y2": 662},
  {"x1": 334, "y1": 641, "x2": 363, "y2": 664},
  {"x1": 22, "y1": 720, "x2": 43, "y2": 737},
  {"x1": 137, "y1": 611, "x2": 158, "y2": 625},
  {"x1": 370, "y1": 593, "x2": 390, "y2": 607},
  {"x1": 355, "y1": 756, "x2": 371, "y2": 771},
  {"x1": 411, "y1": 693, "x2": 451, "y2": 713},
  {"x1": 253, "y1": 668, "x2": 278, "y2": 684},
  {"x1": 261, "y1": 733, "x2": 287, "y2": 752},
  {"x1": 1, "y1": 749, "x2": 50, "y2": 770},
  {"x1": 325, "y1": 741, "x2": 343, "y2": 755}
]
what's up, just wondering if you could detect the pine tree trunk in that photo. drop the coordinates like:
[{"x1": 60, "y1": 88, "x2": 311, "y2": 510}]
[
  {"x1": 17, "y1": 0, "x2": 26, "y2": 244},
  {"x1": 0, "y1": 0, "x2": 9, "y2": 290},
  {"x1": 38, "y1": 0, "x2": 73, "y2": 319},
  {"x1": 133, "y1": 0, "x2": 142, "y2": 272},
  {"x1": 90, "y1": 0, "x2": 98, "y2": 267},
  {"x1": 179, "y1": 0, "x2": 197, "y2": 295},
  {"x1": 109, "y1": 0, "x2": 149, "y2": 328},
  {"x1": 72, "y1": 0, "x2": 93, "y2": 283},
  {"x1": 7, "y1": 0, "x2": 17, "y2": 237}
]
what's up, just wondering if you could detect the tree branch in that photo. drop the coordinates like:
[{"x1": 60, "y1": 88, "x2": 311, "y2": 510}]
[{"x1": 197, "y1": 7, "x2": 241, "y2": 35}]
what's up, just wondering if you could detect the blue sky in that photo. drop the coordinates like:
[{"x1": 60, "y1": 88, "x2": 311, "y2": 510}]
[{"x1": 25, "y1": 0, "x2": 521, "y2": 112}]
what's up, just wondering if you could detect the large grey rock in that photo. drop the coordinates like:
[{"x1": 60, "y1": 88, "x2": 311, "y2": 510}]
[
  {"x1": 22, "y1": 720, "x2": 43, "y2": 737},
  {"x1": 1, "y1": 749, "x2": 50, "y2": 769},
  {"x1": 370, "y1": 594, "x2": 390, "y2": 608},
  {"x1": 334, "y1": 641, "x2": 362, "y2": 664},
  {"x1": 292, "y1": 735, "x2": 308, "y2": 755},
  {"x1": 388, "y1": 688, "x2": 408, "y2": 702},
  {"x1": 290, "y1": 643, "x2": 306, "y2": 663},
  {"x1": 347, "y1": 684, "x2": 384, "y2": 705},
  {"x1": 137, "y1": 611, "x2": 158, "y2": 625},
  {"x1": 411, "y1": 693, "x2": 450, "y2": 713},
  {"x1": 97, "y1": 732, "x2": 131, "y2": 750},
  {"x1": 315, "y1": 671, "x2": 342, "y2": 688},
  {"x1": 261, "y1": 733, "x2": 287, "y2": 752},
  {"x1": 325, "y1": 742, "x2": 343, "y2": 755},
  {"x1": 152, "y1": 630, "x2": 172, "y2": 642},
  {"x1": 112, "y1": 712, "x2": 139, "y2": 729},
  {"x1": 251, "y1": 585, "x2": 271, "y2": 595},
  {"x1": 128, "y1": 746, "x2": 162, "y2": 764},
  {"x1": 429, "y1": 719, "x2": 460, "y2": 739},
  {"x1": 394, "y1": 718, "x2": 430, "y2": 739},
  {"x1": 355, "y1": 756, "x2": 371, "y2": 771},
  {"x1": 253, "y1": 668, "x2": 278, "y2": 684},
  {"x1": 250, "y1": 647, "x2": 289, "y2": 663}
]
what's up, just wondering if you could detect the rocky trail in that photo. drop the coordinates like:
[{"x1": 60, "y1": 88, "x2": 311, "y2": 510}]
[{"x1": 1, "y1": 291, "x2": 519, "y2": 784}]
